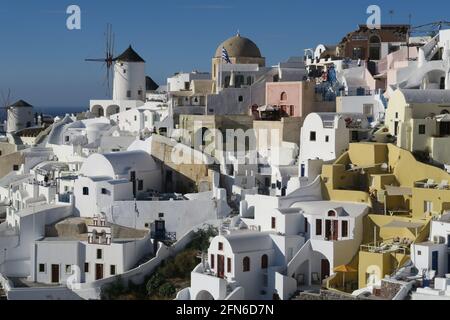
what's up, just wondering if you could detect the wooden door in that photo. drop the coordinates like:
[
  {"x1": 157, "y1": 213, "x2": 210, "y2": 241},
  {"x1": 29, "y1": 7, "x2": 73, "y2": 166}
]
[
  {"x1": 325, "y1": 220, "x2": 332, "y2": 240},
  {"x1": 332, "y1": 220, "x2": 339, "y2": 241},
  {"x1": 95, "y1": 264, "x2": 104, "y2": 280},
  {"x1": 321, "y1": 259, "x2": 330, "y2": 281},
  {"x1": 217, "y1": 255, "x2": 225, "y2": 279},
  {"x1": 51, "y1": 264, "x2": 59, "y2": 283}
]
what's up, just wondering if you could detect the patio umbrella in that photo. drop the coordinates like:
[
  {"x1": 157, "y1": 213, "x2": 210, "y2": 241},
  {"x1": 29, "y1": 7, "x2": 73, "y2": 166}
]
[{"x1": 333, "y1": 265, "x2": 357, "y2": 289}]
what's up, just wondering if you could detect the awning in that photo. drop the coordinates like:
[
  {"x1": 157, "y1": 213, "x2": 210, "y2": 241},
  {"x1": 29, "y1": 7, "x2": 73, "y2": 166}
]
[
  {"x1": 384, "y1": 185, "x2": 413, "y2": 196},
  {"x1": 436, "y1": 114, "x2": 450, "y2": 122},
  {"x1": 383, "y1": 220, "x2": 424, "y2": 229},
  {"x1": 257, "y1": 105, "x2": 276, "y2": 112}
]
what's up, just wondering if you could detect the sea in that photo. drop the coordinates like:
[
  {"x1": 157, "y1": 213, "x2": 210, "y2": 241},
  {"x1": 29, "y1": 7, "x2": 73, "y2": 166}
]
[{"x1": 0, "y1": 106, "x2": 88, "y2": 121}]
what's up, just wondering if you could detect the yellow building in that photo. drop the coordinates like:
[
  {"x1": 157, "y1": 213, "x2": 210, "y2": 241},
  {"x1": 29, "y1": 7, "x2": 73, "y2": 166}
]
[
  {"x1": 385, "y1": 89, "x2": 450, "y2": 165},
  {"x1": 320, "y1": 142, "x2": 450, "y2": 289}
]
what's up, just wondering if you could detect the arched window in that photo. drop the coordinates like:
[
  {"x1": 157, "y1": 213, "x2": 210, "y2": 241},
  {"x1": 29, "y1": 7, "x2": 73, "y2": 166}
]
[
  {"x1": 261, "y1": 255, "x2": 268, "y2": 269},
  {"x1": 280, "y1": 92, "x2": 287, "y2": 101},
  {"x1": 328, "y1": 210, "x2": 336, "y2": 217},
  {"x1": 243, "y1": 257, "x2": 250, "y2": 272}
]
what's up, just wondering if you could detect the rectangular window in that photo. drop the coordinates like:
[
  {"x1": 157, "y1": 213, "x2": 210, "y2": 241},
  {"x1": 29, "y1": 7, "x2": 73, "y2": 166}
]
[
  {"x1": 227, "y1": 258, "x2": 232, "y2": 273},
  {"x1": 158, "y1": 212, "x2": 164, "y2": 218},
  {"x1": 65, "y1": 265, "x2": 72, "y2": 274},
  {"x1": 210, "y1": 254, "x2": 215, "y2": 269},
  {"x1": 304, "y1": 218, "x2": 308, "y2": 233},
  {"x1": 138, "y1": 180, "x2": 144, "y2": 191},
  {"x1": 341, "y1": 220, "x2": 349, "y2": 238},
  {"x1": 218, "y1": 242, "x2": 223, "y2": 251},
  {"x1": 39, "y1": 264, "x2": 46, "y2": 273},
  {"x1": 316, "y1": 219, "x2": 322, "y2": 236},
  {"x1": 83, "y1": 187, "x2": 89, "y2": 196},
  {"x1": 363, "y1": 104, "x2": 373, "y2": 115},
  {"x1": 325, "y1": 135, "x2": 329, "y2": 142},
  {"x1": 127, "y1": 90, "x2": 131, "y2": 98},
  {"x1": 134, "y1": 116, "x2": 137, "y2": 121},
  {"x1": 97, "y1": 249, "x2": 103, "y2": 260},
  {"x1": 65, "y1": 136, "x2": 70, "y2": 142},
  {"x1": 310, "y1": 131, "x2": 316, "y2": 141},
  {"x1": 84, "y1": 263, "x2": 89, "y2": 273},
  {"x1": 419, "y1": 125, "x2": 426, "y2": 135},
  {"x1": 138, "y1": 90, "x2": 142, "y2": 96},
  {"x1": 110, "y1": 265, "x2": 116, "y2": 276},
  {"x1": 238, "y1": 96, "x2": 244, "y2": 102},
  {"x1": 271, "y1": 217, "x2": 276, "y2": 229},
  {"x1": 101, "y1": 188, "x2": 108, "y2": 195},
  {"x1": 13, "y1": 165, "x2": 19, "y2": 171}
]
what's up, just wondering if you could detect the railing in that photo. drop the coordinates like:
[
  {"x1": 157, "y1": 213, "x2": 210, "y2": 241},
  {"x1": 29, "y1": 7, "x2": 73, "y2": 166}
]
[{"x1": 360, "y1": 240, "x2": 409, "y2": 255}]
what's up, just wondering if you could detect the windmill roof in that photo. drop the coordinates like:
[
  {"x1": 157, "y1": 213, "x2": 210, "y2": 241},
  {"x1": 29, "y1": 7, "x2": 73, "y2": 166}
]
[
  {"x1": 114, "y1": 46, "x2": 145, "y2": 63},
  {"x1": 146, "y1": 76, "x2": 159, "y2": 91},
  {"x1": 10, "y1": 100, "x2": 32, "y2": 108}
]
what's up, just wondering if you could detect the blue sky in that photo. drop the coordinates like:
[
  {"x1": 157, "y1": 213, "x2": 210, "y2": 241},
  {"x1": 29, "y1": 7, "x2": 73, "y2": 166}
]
[{"x1": 0, "y1": 0, "x2": 448, "y2": 107}]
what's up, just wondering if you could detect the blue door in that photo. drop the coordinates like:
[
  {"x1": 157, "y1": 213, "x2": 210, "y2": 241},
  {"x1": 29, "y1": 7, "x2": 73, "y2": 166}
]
[{"x1": 432, "y1": 251, "x2": 439, "y2": 274}]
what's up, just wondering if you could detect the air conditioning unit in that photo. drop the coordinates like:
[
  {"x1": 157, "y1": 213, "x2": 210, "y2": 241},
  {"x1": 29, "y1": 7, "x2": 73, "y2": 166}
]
[{"x1": 433, "y1": 236, "x2": 445, "y2": 244}]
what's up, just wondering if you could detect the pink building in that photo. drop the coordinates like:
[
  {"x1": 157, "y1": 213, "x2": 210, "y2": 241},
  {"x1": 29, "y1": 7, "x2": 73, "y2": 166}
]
[{"x1": 263, "y1": 81, "x2": 335, "y2": 120}]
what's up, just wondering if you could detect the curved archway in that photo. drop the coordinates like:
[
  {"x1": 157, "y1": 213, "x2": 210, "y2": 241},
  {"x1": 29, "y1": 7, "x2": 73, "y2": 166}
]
[
  {"x1": 195, "y1": 290, "x2": 215, "y2": 300},
  {"x1": 105, "y1": 105, "x2": 120, "y2": 117},
  {"x1": 280, "y1": 92, "x2": 288, "y2": 101},
  {"x1": 91, "y1": 105, "x2": 104, "y2": 117}
]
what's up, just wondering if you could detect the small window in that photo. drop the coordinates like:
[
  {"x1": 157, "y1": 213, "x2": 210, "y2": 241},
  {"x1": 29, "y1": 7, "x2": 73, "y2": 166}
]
[
  {"x1": 316, "y1": 219, "x2": 322, "y2": 236},
  {"x1": 65, "y1": 136, "x2": 70, "y2": 142},
  {"x1": 110, "y1": 265, "x2": 116, "y2": 276},
  {"x1": 101, "y1": 188, "x2": 108, "y2": 195},
  {"x1": 418, "y1": 251, "x2": 422, "y2": 256},
  {"x1": 84, "y1": 263, "x2": 89, "y2": 273},
  {"x1": 227, "y1": 258, "x2": 232, "y2": 273},
  {"x1": 65, "y1": 265, "x2": 72, "y2": 274},
  {"x1": 261, "y1": 254, "x2": 268, "y2": 269},
  {"x1": 123, "y1": 69, "x2": 127, "y2": 74},
  {"x1": 83, "y1": 187, "x2": 89, "y2": 196},
  {"x1": 39, "y1": 264, "x2": 46, "y2": 273},
  {"x1": 218, "y1": 242, "x2": 223, "y2": 251},
  {"x1": 145, "y1": 223, "x2": 149, "y2": 228},
  {"x1": 341, "y1": 220, "x2": 349, "y2": 238},
  {"x1": 97, "y1": 249, "x2": 103, "y2": 260},
  {"x1": 138, "y1": 180, "x2": 144, "y2": 191},
  {"x1": 138, "y1": 90, "x2": 142, "y2": 96},
  {"x1": 271, "y1": 217, "x2": 276, "y2": 229},
  {"x1": 280, "y1": 92, "x2": 287, "y2": 101},
  {"x1": 13, "y1": 165, "x2": 19, "y2": 171},
  {"x1": 243, "y1": 257, "x2": 250, "y2": 272},
  {"x1": 418, "y1": 125, "x2": 426, "y2": 135},
  {"x1": 325, "y1": 135, "x2": 329, "y2": 142},
  {"x1": 158, "y1": 212, "x2": 164, "y2": 218},
  {"x1": 127, "y1": 90, "x2": 131, "y2": 98},
  {"x1": 238, "y1": 96, "x2": 243, "y2": 102},
  {"x1": 210, "y1": 254, "x2": 215, "y2": 269},
  {"x1": 134, "y1": 116, "x2": 137, "y2": 121},
  {"x1": 310, "y1": 131, "x2": 316, "y2": 141},
  {"x1": 304, "y1": 218, "x2": 308, "y2": 233},
  {"x1": 395, "y1": 112, "x2": 399, "y2": 119}
]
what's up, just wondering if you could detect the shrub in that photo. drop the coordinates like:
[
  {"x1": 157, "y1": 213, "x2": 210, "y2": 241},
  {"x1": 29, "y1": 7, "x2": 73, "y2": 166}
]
[
  {"x1": 158, "y1": 282, "x2": 176, "y2": 298},
  {"x1": 146, "y1": 272, "x2": 164, "y2": 295}
]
